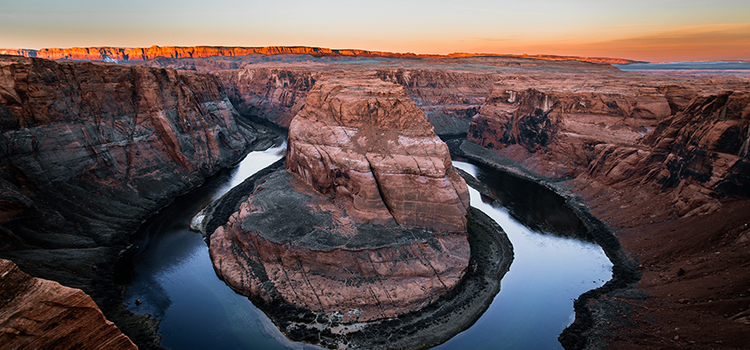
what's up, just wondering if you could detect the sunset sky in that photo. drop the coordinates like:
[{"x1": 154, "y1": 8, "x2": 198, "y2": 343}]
[{"x1": 1, "y1": 0, "x2": 749, "y2": 62}]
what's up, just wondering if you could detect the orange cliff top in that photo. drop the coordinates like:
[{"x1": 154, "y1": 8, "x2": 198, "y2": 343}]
[{"x1": 0, "y1": 45, "x2": 643, "y2": 65}]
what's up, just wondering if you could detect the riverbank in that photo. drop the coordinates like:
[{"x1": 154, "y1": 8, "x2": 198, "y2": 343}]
[
  {"x1": 453, "y1": 138, "x2": 750, "y2": 349},
  {"x1": 571, "y1": 178, "x2": 750, "y2": 349}
]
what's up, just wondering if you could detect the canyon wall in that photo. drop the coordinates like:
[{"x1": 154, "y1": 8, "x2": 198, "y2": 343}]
[
  {"x1": 209, "y1": 66, "x2": 496, "y2": 137},
  {"x1": 0, "y1": 55, "x2": 267, "y2": 253},
  {"x1": 0, "y1": 259, "x2": 136, "y2": 349},
  {"x1": 376, "y1": 68, "x2": 496, "y2": 136},
  {"x1": 467, "y1": 78, "x2": 750, "y2": 217},
  {"x1": 0, "y1": 55, "x2": 274, "y2": 346},
  {"x1": 213, "y1": 68, "x2": 317, "y2": 128},
  {"x1": 1, "y1": 45, "x2": 639, "y2": 64}
]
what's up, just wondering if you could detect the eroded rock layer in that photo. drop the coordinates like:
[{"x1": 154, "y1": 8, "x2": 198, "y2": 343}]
[
  {"x1": 210, "y1": 167, "x2": 470, "y2": 323},
  {"x1": 467, "y1": 79, "x2": 750, "y2": 217},
  {"x1": 0, "y1": 259, "x2": 136, "y2": 349},
  {"x1": 207, "y1": 78, "x2": 471, "y2": 337},
  {"x1": 0, "y1": 55, "x2": 275, "y2": 347},
  {"x1": 287, "y1": 78, "x2": 470, "y2": 232}
]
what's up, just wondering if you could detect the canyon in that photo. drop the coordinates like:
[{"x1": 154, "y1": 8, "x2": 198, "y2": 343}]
[{"x1": 0, "y1": 46, "x2": 748, "y2": 349}]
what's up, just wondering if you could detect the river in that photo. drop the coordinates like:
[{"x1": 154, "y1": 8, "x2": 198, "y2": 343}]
[{"x1": 122, "y1": 146, "x2": 612, "y2": 349}]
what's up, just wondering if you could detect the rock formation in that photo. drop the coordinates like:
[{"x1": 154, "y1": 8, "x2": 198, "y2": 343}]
[
  {"x1": 0, "y1": 55, "x2": 276, "y2": 347},
  {"x1": 376, "y1": 68, "x2": 496, "y2": 136},
  {"x1": 286, "y1": 78, "x2": 470, "y2": 231},
  {"x1": 0, "y1": 45, "x2": 640, "y2": 64},
  {"x1": 0, "y1": 258, "x2": 136, "y2": 349},
  {"x1": 214, "y1": 68, "x2": 317, "y2": 128},
  {"x1": 466, "y1": 77, "x2": 750, "y2": 216},
  {"x1": 205, "y1": 78, "x2": 471, "y2": 343}
]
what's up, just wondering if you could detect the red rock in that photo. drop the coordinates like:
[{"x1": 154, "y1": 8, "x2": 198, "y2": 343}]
[
  {"x1": 287, "y1": 78, "x2": 470, "y2": 232},
  {"x1": 214, "y1": 68, "x2": 316, "y2": 128},
  {"x1": 208, "y1": 78, "x2": 471, "y2": 327},
  {"x1": 467, "y1": 75, "x2": 750, "y2": 217},
  {"x1": 0, "y1": 259, "x2": 136, "y2": 349},
  {"x1": 2, "y1": 46, "x2": 642, "y2": 64},
  {"x1": 0, "y1": 55, "x2": 258, "y2": 248}
]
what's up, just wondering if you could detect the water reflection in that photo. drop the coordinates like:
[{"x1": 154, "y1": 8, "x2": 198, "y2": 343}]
[
  {"x1": 122, "y1": 143, "x2": 321, "y2": 350},
  {"x1": 437, "y1": 162, "x2": 612, "y2": 350},
  {"x1": 121, "y1": 150, "x2": 612, "y2": 350}
]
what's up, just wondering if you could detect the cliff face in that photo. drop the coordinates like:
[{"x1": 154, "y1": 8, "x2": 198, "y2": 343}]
[
  {"x1": 0, "y1": 55, "x2": 274, "y2": 346},
  {"x1": 206, "y1": 78, "x2": 470, "y2": 342},
  {"x1": 213, "y1": 68, "x2": 317, "y2": 128},
  {"x1": 0, "y1": 45, "x2": 640, "y2": 64},
  {"x1": 0, "y1": 55, "x2": 266, "y2": 251},
  {"x1": 376, "y1": 68, "x2": 496, "y2": 136},
  {"x1": 0, "y1": 258, "x2": 136, "y2": 349},
  {"x1": 287, "y1": 78, "x2": 470, "y2": 232},
  {"x1": 467, "y1": 78, "x2": 750, "y2": 217}
]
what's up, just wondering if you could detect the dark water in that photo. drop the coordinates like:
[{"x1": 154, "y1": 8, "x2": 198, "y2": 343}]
[{"x1": 123, "y1": 149, "x2": 611, "y2": 349}]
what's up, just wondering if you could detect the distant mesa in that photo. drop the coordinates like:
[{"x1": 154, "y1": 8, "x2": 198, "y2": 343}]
[{"x1": 0, "y1": 45, "x2": 642, "y2": 65}]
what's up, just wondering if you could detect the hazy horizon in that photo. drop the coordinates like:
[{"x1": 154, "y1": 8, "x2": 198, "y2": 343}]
[{"x1": 2, "y1": 0, "x2": 749, "y2": 63}]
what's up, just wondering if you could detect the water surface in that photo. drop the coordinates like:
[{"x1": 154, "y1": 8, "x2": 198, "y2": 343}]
[{"x1": 123, "y1": 150, "x2": 612, "y2": 349}]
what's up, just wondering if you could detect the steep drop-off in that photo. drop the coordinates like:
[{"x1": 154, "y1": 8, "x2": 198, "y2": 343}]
[
  {"x1": 0, "y1": 55, "x2": 276, "y2": 347},
  {"x1": 465, "y1": 73, "x2": 750, "y2": 349},
  {"x1": 0, "y1": 258, "x2": 137, "y2": 349}
]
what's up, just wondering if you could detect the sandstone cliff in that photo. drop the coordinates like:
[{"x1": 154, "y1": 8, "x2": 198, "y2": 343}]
[
  {"x1": 376, "y1": 68, "x2": 496, "y2": 136},
  {"x1": 205, "y1": 78, "x2": 471, "y2": 346},
  {"x1": 467, "y1": 76, "x2": 750, "y2": 217},
  {"x1": 213, "y1": 68, "x2": 317, "y2": 128},
  {"x1": 0, "y1": 55, "x2": 275, "y2": 347},
  {"x1": 287, "y1": 78, "x2": 470, "y2": 231},
  {"x1": 0, "y1": 258, "x2": 136, "y2": 349},
  {"x1": 0, "y1": 45, "x2": 640, "y2": 64}
]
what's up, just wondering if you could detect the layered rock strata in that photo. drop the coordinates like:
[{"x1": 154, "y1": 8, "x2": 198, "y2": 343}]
[
  {"x1": 467, "y1": 79, "x2": 750, "y2": 216},
  {"x1": 206, "y1": 79, "x2": 471, "y2": 341},
  {"x1": 0, "y1": 55, "x2": 275, "y2": 347},
  {"x1": 286, "y1": 78, "x2": 471, "y2": 232},
  {"x1": 0, "y1": 45, "x2": 640, "y2": 64},
  {"x1": 0, "y1": 259, "x2": 136, "y2": 349},
  {"x1": 376, "y1": 68, "x2": 496, "y2": 136}
]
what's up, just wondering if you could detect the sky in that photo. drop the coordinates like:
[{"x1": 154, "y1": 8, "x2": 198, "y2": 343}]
[{"x1": 1, "y1": 0, "x2": 749, "y2": 62}]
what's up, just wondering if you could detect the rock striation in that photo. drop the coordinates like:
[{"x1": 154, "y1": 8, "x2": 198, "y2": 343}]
[
  {"x1": 214, "y1": 68, "x2": 317, "y2": 128},
  {"x1": 376, "y1": 68, "x2": 496, "y2": 136},
  {"x1": 467, "y1": 77, "x2": 750, "y2": 218},
  {"x1": 286, "y1": 78, "x2": 470, "y2": 232},
  {"x1": 0, "y1": 55, "x2": 275, "y2": 347},
  {"x1": 0, "y1": 45, "x2": 640, "y2": 64},
  {"x1": 0, "y1": 258, "x2": 136, "y2": 349},
  {"x1": 205, "y1": 78, "x2": 471, "y2": 344}
]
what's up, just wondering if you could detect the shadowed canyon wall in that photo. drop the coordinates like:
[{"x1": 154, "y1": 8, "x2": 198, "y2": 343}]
[{"x1": 0, "y1": 55, "x2": 275, "y2": 347}]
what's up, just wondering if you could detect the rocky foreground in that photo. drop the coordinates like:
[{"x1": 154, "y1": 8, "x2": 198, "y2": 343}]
[{"x1": 0, "y1": 259, "x2": 136, "y2": 349}]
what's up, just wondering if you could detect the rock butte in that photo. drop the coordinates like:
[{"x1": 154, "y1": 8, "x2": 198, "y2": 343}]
[{"x1": 208, "y1": 78, "x2": 471, "y2": 325}]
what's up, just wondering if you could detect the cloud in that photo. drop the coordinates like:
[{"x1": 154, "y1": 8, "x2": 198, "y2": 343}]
[{"x1": 582, "y1": 23, "x2": 750, "y2": 61}]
